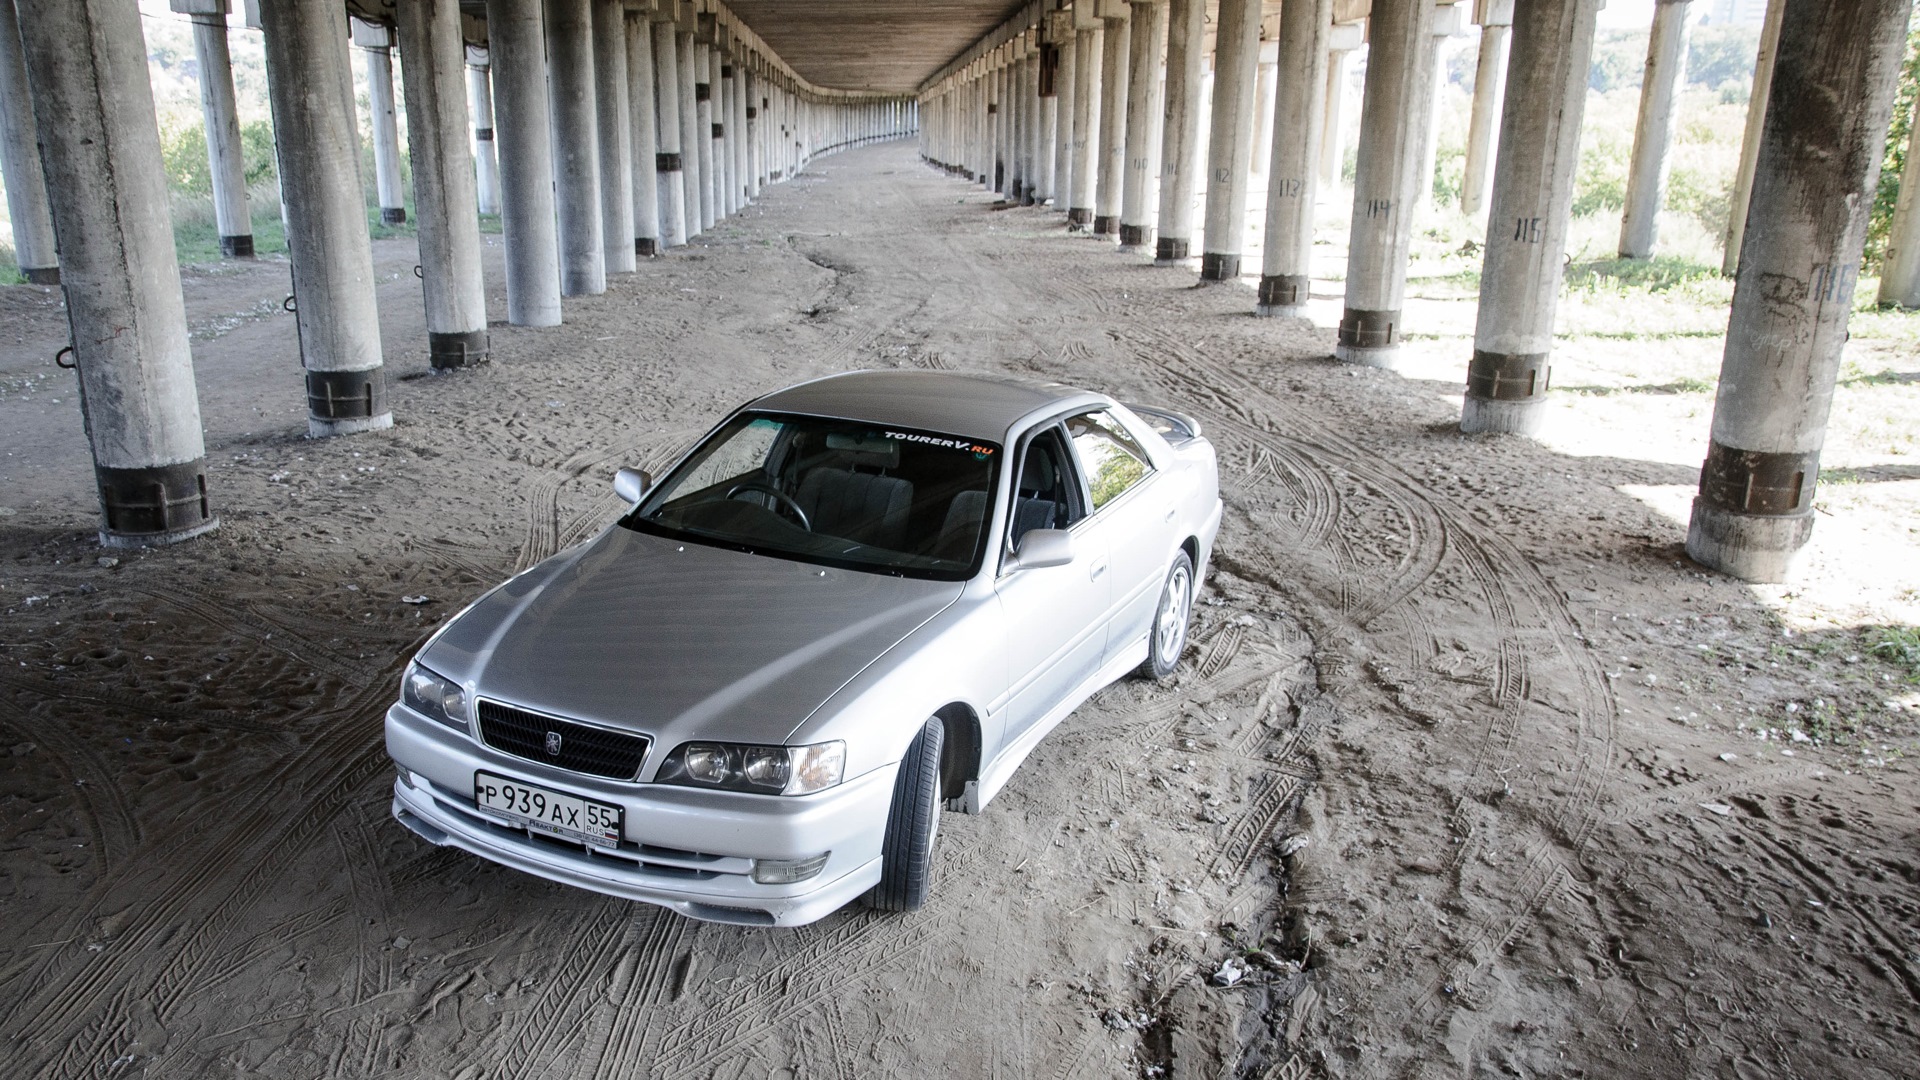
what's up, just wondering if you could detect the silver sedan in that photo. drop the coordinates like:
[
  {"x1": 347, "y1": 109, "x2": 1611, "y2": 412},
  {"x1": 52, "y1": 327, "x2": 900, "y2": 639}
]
[{"x1": 385, "y1": 370, "x2": 1222, "y2": 926}]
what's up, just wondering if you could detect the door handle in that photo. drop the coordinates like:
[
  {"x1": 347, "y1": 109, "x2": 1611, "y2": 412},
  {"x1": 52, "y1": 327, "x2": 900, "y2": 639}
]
[
  {"x1": 1163, "y1": 506, "x2": 1176, "y2": 522},
  {"x1": 1090, "y1": 558, "x2": 1108, "y2": 581}
]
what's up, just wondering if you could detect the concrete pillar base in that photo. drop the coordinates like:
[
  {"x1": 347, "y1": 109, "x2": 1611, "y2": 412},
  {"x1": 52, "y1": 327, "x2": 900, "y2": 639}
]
[
  {"x1": 1334, "y1": 343, "x2": 1401, "y2": 369},
  {"x1": 1067, "y1": 207, "x2": 1093, "y2": 228},
  {"x1": 1200, "y1": 253, "x2": 1240, "y2": 280},
  {"x1": 429, "y1": 329, "x2": 490, "y2": 369},
  {"x1": 1459, "y1": 394, "x2": 1546, "y2": 435},
  {"x1": 636, "y1": 237, "x2": 658, "y2": 257},
  {"x1": 220, "y1": 235, "x2": 255, "y2": 258},
  {"x1": 1118, "y1": 224, "x2": 1150, "y2": 248},
  {"x1": 1465, "y1": 349, "x2": 1550, "y2": 404},
  {"x1": 23, "y1": 266, "x2": 60, "y2": 285},
  {"x1": 1093, "y1": 215, "x2": 1119, "y2": 235},
  {"x1": 1255, "y1": 303, "x2": 1308, "y2": 319},
  {"x1": 94, "y1": 461, "x2": 218, "y2": 547},
  {"x1": 381, "y1": 207, "x2": 408, "y2": 225},
  {"x1": 1257, "y1": 274, "x2": 1310, "y2": 310},
  {"x1": 1154, "y1": 237, "x2": 1190, "y2": 264},
  {"x1": 305, "y1": 369, "x2": 392, "y2": 435},
  {"x1": 1686, "y1": 499, "x2": 1813, "y2": 583}
]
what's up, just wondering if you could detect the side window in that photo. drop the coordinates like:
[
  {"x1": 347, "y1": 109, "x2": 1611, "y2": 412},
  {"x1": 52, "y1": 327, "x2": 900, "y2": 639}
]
[
  {"x1": 1065, "y1": 411, "x2": 1152, "y2": 512},
  {"x1": 1007, "y1": 427, "x2": 1082, "y2": 549}
]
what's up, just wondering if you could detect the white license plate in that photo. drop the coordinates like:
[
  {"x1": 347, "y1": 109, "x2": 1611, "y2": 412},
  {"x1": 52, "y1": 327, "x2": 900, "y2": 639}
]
[{"x1": 475, "y1": 772, "x2": 624, "y2": 848}]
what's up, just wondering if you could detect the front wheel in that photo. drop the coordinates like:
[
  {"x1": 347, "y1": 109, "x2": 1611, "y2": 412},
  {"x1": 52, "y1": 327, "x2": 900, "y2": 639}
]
[
  {"x1": 1138, "y1": 551, "x2": 1195, "y2": 681},
  {"x1": 869, "y1": 717, "x2": 945, "y2": 912}
]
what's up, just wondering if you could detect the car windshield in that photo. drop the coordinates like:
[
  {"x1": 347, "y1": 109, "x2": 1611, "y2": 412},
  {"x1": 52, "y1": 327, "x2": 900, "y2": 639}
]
[{"x1": 624, "y1": 411, "x2": 1003, "y2": 580}]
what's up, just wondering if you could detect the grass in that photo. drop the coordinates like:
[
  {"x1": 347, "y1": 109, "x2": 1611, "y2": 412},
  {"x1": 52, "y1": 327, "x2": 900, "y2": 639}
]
[{"x1": 1869, "y1": 626, "x2": 1920, "y2": 682}]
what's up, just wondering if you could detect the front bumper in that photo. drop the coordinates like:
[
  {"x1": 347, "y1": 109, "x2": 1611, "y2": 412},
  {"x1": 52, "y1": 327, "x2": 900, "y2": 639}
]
[{"x1": 385, "y1": 703, "x2": 895, "y2": 926}]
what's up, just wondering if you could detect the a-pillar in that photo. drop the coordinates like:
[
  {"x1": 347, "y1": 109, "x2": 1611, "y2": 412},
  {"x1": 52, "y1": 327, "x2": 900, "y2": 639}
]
[
  {"x1": 174, "y1": 0, "x2": 252, "y2": 257},
  {"x1": 1255, "y1": 0, "x2": 1331, "y2": 317},
  {"x1": 1119, "y1": 0, "x2": 1166, "y2": 249},
  {"x1": 1069, "y1": 21, "x2": 1102, "y2": 228},
  {"x1": 625, "y1": 10, "x2": 661, "y2": 256},
  {"x1": 1721, "y1": 0, "x2": 1785, "y2": 276},
  {"x1": 1461, "y1": 1, "x2": 1511, "y2": 218},
  {"x1": 0, "y1": 0, "x2": 57, "y2": 283},
  {"x1": 396, "y1": 0, "x2": 489, "y2": 368},
  {"x1": 1618, "y1": 0, "x2": 1691, "y2": 258},
  {"x1": 651, "y1": 15, "x2": 687, "y2": 246},
  {"x1": 1199, "y1": 0, "x2": 1261, "y2": 279},
  {"x1": 262, "y1": 0, "x2": 390, "y2": 434},
  {"x1": 18, "y1": 0, "x2": 213, "y2": 543},
  {"x1": 1879, "y1": 102, "x2": 1920, "y2": 307},
  {"x1": 1093, "y1": 11, "x2": 1130, "y2": 237},
  {"x1": 1687, "y1": 0, "x2": 1912, "y2": 581},
  {"x1": 1460, "y1": 0, "x2": 1601, "y2": 433},
  {"x1": 1154, "y1": 0, "x2": 1203, "y2": 263},
  {"x1": 486, "y1": 0, "x2": 562, "y2": 325},
  {"x1": 466, "y1": 51, "x2": 503, "y2": 215},
  {"x1": 545, "y1": 0, "x2": 604, "y2": 296},
  {"x1": 1335, "y1": 0, "x2": 1437, "y2": 365},
  {"x1": 1053, "y1": 21, "x2": 1077, "y2": 210},
  {"x1": 1318, "y1": 23, "x2": 1362, "y2": 191},
  {"x1": 354, "y1": 19, "x2": 408, "y2": 226},
  {"x1": 593, "y1": 0, "x2": 634, "y2": 275}
]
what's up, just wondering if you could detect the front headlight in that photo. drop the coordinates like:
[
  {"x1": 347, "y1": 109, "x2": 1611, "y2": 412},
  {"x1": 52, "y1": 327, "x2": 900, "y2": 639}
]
[
  {"x1": 402, "y1": 661, "x2": 469, "y2": 732},
  {"x1": 655, "y1": 740, "x2": 845, "y2": 795}
]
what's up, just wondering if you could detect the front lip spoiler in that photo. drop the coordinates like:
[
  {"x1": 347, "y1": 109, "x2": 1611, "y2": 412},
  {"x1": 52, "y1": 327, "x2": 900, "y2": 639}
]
[{"x1": 389, "y1": 780, "x2": 883, "y2": 927}]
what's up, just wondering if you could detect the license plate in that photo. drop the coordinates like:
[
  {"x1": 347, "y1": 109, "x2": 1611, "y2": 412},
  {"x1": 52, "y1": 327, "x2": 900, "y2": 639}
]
[{"x1": 474, "y1": 772, "x2": 624, "y2": 848}]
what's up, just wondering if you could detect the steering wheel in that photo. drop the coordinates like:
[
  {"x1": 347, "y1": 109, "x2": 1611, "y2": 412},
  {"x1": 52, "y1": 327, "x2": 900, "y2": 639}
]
[{"x1": 724, "y1": 479, "x2": 812, "y2": 531}]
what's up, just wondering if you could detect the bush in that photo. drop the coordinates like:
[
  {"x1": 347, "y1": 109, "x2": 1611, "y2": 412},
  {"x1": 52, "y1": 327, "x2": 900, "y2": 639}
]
[
  {"x1": 158, "y1": 116, "x2": 279, "y2": 196},
  {"x1": 1589, "y1": 30, "x2": 1646, "y2": 94},
  {"x1": 1572, "y1": 131, "x2": 1631, "y2": 217},
  {"x1": 1687, "y1": 24, "x2": 1763, "y2": 91},
  {"x1": 1865, "y1": 18, "x2": 1919, "y2": 273}
]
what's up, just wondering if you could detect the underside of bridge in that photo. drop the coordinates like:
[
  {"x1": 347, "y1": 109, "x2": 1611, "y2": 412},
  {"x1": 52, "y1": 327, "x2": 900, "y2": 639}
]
[{"x1": 1, "y1": 0, "x2": 1917, "y2": 1076}]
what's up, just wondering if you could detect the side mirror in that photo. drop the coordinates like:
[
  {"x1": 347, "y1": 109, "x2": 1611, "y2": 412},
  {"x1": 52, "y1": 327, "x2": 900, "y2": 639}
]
[
  {"x1": 613, "y1": 467, "x2": 652, "y2": 505},
  {"x1": 1010, "y1": 529, "x2": 1073, "y2": 570}
]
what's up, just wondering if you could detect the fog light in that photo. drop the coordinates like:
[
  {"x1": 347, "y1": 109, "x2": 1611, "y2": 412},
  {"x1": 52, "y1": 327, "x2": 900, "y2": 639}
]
[{"x1": 751, "y1": 852, "x2": 830, "y2": 885}]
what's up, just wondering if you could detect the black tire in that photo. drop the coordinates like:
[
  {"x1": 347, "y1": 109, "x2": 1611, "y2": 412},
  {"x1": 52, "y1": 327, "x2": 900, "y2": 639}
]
[
  {"x1": 1138, "y1": 551, "x2": 1195, "y2": 681},
  {"x1": 870, "y1": 717, "x2": 945, "y2": 912}
]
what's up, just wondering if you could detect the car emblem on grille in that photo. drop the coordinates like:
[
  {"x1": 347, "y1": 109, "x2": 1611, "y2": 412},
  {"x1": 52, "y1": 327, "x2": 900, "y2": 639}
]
[{"x1": 545, "y1": 731, "x2": 563, "y2": 756}]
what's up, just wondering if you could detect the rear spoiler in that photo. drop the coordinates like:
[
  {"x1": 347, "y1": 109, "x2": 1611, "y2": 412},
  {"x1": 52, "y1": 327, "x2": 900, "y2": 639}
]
[{"x1": 1124, "y1": 403, "x2": 1204, "y2": 445}]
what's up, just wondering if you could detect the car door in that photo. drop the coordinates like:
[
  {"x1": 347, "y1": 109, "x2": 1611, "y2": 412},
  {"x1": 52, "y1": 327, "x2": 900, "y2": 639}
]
[
  {"x1": 995, "y1": 423, "x2": 1111, "y2": 745},
  {"x1": 1063, "y1": 410, "x2": 1169, "y2": 661}
]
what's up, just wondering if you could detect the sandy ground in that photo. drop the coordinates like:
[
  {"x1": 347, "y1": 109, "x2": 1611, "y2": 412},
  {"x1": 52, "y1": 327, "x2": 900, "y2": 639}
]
[{"x1": 1, "y1": 141, "x2": 1917, "y2": 1079}]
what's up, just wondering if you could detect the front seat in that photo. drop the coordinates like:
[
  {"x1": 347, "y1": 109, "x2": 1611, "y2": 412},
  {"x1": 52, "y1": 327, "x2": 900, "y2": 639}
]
[{"x1": 796, "y1": 468, "x2": 914, "y2": 548}]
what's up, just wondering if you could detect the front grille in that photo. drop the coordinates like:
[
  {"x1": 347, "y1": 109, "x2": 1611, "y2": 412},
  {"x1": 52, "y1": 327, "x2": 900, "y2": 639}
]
[{"x1": 476, "y1": 700, "x2": 651, "y2": 780}]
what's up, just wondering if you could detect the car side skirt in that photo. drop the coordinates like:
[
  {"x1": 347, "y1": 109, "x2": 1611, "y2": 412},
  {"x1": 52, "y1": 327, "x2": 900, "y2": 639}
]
[{"x1": 975, "y1": 632, "x2": 1152, "y2": 810}]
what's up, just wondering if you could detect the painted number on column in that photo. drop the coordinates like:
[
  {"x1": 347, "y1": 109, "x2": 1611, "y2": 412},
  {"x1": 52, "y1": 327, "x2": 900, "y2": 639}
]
[
  {"x1": 1213, "y1": 167, "x2": 1231, "y2": 183},
  {"x1": 1365, "y1": 199, "x2": 1392, "y2": 218},
  {"x1": 1512, "y1": 217, "x2": 1544, "y2": 244},
  {"x1": 1811, "y1": 262, "x2": 1858, "y2": 304},
  {"x1": 1275, "y1": 178, "x2": 1303, "y2": 199}
]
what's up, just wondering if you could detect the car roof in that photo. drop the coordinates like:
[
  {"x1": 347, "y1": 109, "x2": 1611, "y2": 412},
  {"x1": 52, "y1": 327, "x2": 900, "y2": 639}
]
[{"x1": 747, "y1": 370, "x2": 1107, "y2": 443}]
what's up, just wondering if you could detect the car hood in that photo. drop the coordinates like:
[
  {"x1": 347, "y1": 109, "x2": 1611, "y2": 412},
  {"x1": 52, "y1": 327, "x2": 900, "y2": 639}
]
[{"x1": 420, "y1": 526, "x2": 963, "y2": 749}]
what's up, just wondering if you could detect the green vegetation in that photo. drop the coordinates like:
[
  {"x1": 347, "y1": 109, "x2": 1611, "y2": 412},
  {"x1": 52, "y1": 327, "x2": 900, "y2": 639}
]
[
  {"x1": 1867, "y1": 18, "x2": 1920, "y2": 276},
  {"x1": 1869, "y1": 626, "x2": 1920, "y2": 682}
]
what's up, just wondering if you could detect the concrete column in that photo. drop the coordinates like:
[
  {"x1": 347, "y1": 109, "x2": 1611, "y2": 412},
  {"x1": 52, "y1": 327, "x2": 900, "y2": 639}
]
[
  {"x1": 1618, "y1": 0, "x2": 1692, "y2": 258},
  {"x1": 731, "y1": 59, "x2": 748, "y2": 208},
  {"x1": 18, "y1": 0, "x2": 213, "y2": 543},
  {"x1": 1461, "y1": 8, "x2": 1511, "y2": 218},
  {"x1": 0, "y1": 0, "x2": 56, "y2": 282},
  {"x1": 1020, "y1": 52, "x2": 1038, "y2": 204},
  {"x1": 1119, "y1": 0, "x2": 1167, "y2": 249},
  {"x1": 1093, "y1": 14, "x2": 1130, "y2": 237},
  {"x1": 1250, "y1": 40, "x2": 1278, "y2": 183},
  {"x1": 1413, "y1": 7, "x2": 1461, "y2": 212},
  {"x1": 1054, "y1": 30, "x2": 1077, "y2": 210},
  {"x1": 262, "y1": 0, "x2": 390, "y2": 435},
  {"x1": 1069, "y1": 25, "x2": 1102, "y2": 227},
  {"x1": 651, "y1": 18, "x2": 686, "y2": 247},
  {"x1": 592, "y1": 0, "x2": 634, "y2": 275},
  {"x1": 176, "y1": 2, "x2": 252, "y2": 257},
  {"x1": 716, "y1": 53, "x2": 735, "y2": 215},
  {"x1": 396, "y1": 0, "x2": 489, "y2": 369},
  {"x1": 1038, "y1": 39, "x2": 1059, "y2": 204},
  {"x1": 1688, "y1": 0, "x2": 1912, "y2": 581},
  {"x1": 676, "y1": 30, "x2": 703, "y2": 234},
  {"x1": 1334, "y1": 0, "x2": 1438, "y2": 365},
  {"x1": 990, "y1": 59, "x2": 1007, "y2": 197},
  {"x1": 1256, "y1": 0, "x2": 1332, "y2": 317},
  {"x1": 1155, "y1": 0, "x2": 1203, "y2": 262},
  {"x1": 354, "y1": 21, "x2": 408, "y2": 225},
  {"x1": 545, "y1": 0, "x2": 604, "y2": 296},
  {"x1": 466, "y1": 56, "x2": 502, "y2": 215},
  {"x1": 1879, "y1": 103, "x2": 1920, "y2": 307},
  {"x1": 1722, "y1": 0, "x2": 1786, "y2": 276},
  {"x1": 1199, "y1": 0, "x2": 1261, "y2": 279},
  {"x1": 693, "y1": 41, "x2": 716, "y2": 228},
  {"x1": 626, "y1": 12, "x2": 660, "y2": 256},
  {"x1": 1460, "y1": 0, "x2": 1602, "y2": 434},
  {"x1": 486, "y1": 0, "x2": 562, "y2": 325},
  {"x1": 1318, "y1": 34, "x2": 1359, "y2": 190}
]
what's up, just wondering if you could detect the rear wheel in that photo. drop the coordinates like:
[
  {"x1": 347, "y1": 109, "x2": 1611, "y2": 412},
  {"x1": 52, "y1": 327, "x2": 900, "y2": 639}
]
[
  {"x1": 1139, "y1": 551, "x2": 1195, "y2": 680},
  {"x1": 870, "y1": 717, "x2": 945, "y2": 912}
]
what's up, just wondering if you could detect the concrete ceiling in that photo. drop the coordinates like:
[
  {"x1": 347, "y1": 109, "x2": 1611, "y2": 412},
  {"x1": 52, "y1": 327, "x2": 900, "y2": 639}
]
[{"x1": 725, "y1": 1, "x2": 1031, "y2": 95}]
